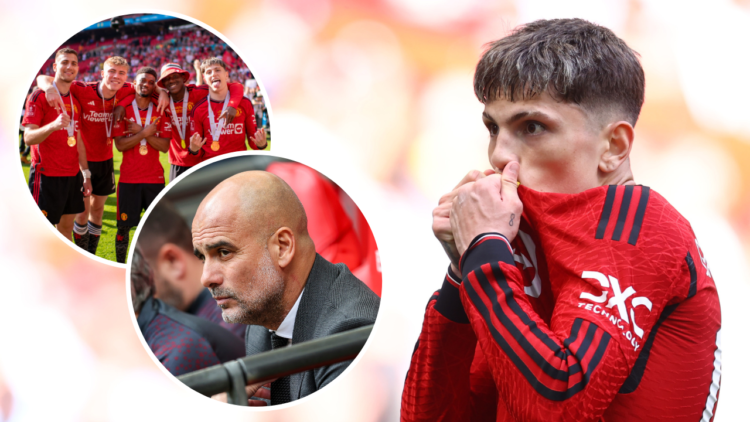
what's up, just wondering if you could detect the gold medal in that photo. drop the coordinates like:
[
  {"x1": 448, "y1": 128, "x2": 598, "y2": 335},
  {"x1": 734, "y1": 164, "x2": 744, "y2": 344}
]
[
  {"x1": 67, "y1": 136, "x2": 76, "y2": 147},
  {"x1": 107, "y1": 137, "x2": 112, "y2": 146},
  {"x1": 181, "y1": 139, "x2": 186, "y2": 149},
  {"x1": 139, "y1": 145, "x2": 148, "y2": 155},
  {"x1": 211, "y1": 141, "x2": 220, "y2": 151}
]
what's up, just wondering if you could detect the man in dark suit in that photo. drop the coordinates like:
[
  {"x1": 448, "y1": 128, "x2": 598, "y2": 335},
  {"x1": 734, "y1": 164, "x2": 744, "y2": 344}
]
[{"x1": 191, "y1": 171, "x2": 380, "y2": 405}]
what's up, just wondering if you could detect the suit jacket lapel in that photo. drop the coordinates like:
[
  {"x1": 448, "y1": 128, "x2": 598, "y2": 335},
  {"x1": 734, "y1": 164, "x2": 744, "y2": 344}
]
[
  {"x1": 289, "y1": 254, "x2": 334, "y2": 399},
  {"x1": 245, "y1": 325, "x2": 272, "y2": 355}
]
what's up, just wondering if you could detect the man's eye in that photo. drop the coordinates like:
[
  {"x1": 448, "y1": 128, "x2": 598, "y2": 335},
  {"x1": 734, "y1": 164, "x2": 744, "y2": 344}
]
[
  {"x1": 486, "y1": 123, "x2": 499, "y2": 136},
  {"x1": 525, "y1": 122, "x2": 544, "y2": 135},
  {"x1": 218, "y1": 249, "x2": 230, "y2": 257}
]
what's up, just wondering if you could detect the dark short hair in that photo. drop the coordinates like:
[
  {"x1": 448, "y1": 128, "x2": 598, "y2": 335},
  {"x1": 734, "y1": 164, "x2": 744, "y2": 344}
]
[
  {"x1": 138, "y1": 200, "x2": 194, "y2": 259},
  {"x1": 200, "y1": 57, "x2": 227, "y2": 72},
  {"x1": 55, "y1": 48, "x2": 78, "y2": 61},
  {"x1": 474, "y1": 18, "x2": 645, "y2": 125},
  {"x1": 136, "y1": 66, "x2": 157, "y2": 79},
  {"x1": 131, "y1": 245, "x2": 154, "y2": 314}
]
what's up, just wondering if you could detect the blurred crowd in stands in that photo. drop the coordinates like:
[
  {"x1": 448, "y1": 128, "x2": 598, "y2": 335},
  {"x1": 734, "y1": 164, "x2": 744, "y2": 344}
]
[{"x1": 34, "y1": 23, "x2": 267, "y2": 126}]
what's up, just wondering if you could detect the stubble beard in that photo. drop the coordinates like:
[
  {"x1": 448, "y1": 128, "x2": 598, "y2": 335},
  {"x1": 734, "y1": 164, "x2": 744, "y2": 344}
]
[
  {"x1": 155, "y1": 277, "x2": 185, "y2": 310},
  {"x1": 214, "y1": 248, "x2": 286, "y2": 327}
]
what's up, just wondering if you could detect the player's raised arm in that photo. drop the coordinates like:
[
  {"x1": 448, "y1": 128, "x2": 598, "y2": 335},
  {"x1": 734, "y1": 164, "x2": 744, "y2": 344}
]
[
  {"x1": 401, "y1": 169, "x2": 505, "y2": 422},
  {"x1": 217, "y1": 82, "x2": 245, "y2": 124},
  {"x1": 35, "y1": 75, "x2": 67, "y2": 112},
  {"x1": 193, "y1": 59, "x2": 202, "y2": 86},
  {"x1": 23, "y1": 91, "x2": 71, "y2": 146},
  {"x1": 448, "y1": 165, "x2": 704, "y2": 421}
]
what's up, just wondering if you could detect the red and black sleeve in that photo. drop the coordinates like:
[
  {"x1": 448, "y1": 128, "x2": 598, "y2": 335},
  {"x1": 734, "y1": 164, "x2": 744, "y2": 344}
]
[
  {"x1": 401, "y1": 266, "x2": 501, "y2": 422},
  {"x1": 457, "y1": 233, "x2": 631, "y2": 421}
]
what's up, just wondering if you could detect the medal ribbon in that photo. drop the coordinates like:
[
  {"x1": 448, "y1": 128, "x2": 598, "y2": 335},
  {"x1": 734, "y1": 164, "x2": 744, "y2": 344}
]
[
  {"x1": 207, "y1": 92, "x2": 230, "y2": 142},
  {"x1": 169, "y1": 89, "x2": 189, "y2": 143},
  {"x1": 99, "y1": 83, "x2": 116, "y2": 140},
  {"x1": 132, "y1": 99, "x2": 153, "y2": 147},
  {"x1": 53, "y1": 81, "x2": 75, "y2": 138}
]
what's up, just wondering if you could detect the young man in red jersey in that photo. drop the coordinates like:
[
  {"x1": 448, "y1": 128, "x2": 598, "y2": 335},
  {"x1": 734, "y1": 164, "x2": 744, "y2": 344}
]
[
  {"x1": 22, "y1": 48, "x2": 92, "y2": 239},
  {"x1": 401, "y1": 19, "x2": 721, "y2": 422},
  {"x1": 187, "y1": 57, "x2": 267, "y2": 161},
  {"x1": 157, "y1": 62, "x2": 246, "y2": 182},
  {"x1": 111, "y1": 67, "x2": 171, "y2": 263},
  {"x1": 36, "y1": 57, "x2": 167, "y2": 256}
]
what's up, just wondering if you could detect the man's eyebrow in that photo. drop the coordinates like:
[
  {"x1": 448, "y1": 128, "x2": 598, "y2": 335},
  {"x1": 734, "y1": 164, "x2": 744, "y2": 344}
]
[
  {"x1": 195, "y1": 240, "x2": 235, "y2": 258},
  {"x1": 506, "y1": 110, "x2": 552, "y2": 125}
]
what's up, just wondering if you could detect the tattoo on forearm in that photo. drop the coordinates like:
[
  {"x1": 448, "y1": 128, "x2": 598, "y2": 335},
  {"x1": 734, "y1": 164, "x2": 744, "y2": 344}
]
[
  {"x1": 509, "y1": 213, "x2": 515, "y2": 227},
  {"x1": 440, "y1": 239, "x2": 461, "y2": 268}
]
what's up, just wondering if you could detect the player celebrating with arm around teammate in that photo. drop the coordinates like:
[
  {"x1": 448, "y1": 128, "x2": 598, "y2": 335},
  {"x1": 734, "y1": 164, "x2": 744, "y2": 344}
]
[
  {"x1": 157, "y1": 62, "x2": 247, "y2": 182},
  {"x1": 401, "y1": 19, "x2": 721, "y2": 422},
  {"x1": 36, "y1": 56, "x2": 167, "y2": 255},
  {"x1": 111, "y1": 67, "x2": 171, "y2": 263},
  {"x1": 187, "y1": 57, "x2": 267, "y2": 161},
  {"x1": 22, "y1": 48, "x2": 91, "y2": 240}
]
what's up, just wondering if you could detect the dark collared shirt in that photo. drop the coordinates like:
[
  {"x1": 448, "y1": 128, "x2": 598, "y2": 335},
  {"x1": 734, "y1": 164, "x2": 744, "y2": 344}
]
[{"x1": 138, "y1": 296, "x2": 245, "y2": 376}]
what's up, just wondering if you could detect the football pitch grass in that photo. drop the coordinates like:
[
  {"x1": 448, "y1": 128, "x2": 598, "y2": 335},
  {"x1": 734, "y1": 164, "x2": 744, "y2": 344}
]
[
  {"x1": 21, "y1": 136, "x2": 271, "y2": 263},
  {"x1": 22, "y1": 147, "x2": 169, "y2": 263}
]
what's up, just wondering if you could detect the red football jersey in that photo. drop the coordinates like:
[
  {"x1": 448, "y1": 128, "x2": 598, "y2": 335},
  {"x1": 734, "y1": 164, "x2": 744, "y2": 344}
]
[
  {"x1": 164, "y1": 82, "x2": 245, "y2": 167},
  {"x1": 22, "y1": 89, "x2": 81, "y2": 177},
  {"x1": 112, "y1": 103, "x2": 168, "y2": 184},
  {"x1": 402, "y1": 185, "x2": 721, "y2": 422},
  {"x1": 71, "y1": 81, "x2": 136, "y2": 162},
  {"x1": 189, "y1": 95, "x2": 257, "y2": 162}
]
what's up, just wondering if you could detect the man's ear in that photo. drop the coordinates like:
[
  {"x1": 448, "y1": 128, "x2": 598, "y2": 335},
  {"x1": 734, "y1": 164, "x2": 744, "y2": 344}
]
[
  {"x1": 156, "y1": 243, "x2": 187, "y2": 283},
  {"x1": 269, "y1": 227, "x2": 295, "y2": 269},
  {"x1": 599, "y1": 121, "x2": 634, "y2": 174}
]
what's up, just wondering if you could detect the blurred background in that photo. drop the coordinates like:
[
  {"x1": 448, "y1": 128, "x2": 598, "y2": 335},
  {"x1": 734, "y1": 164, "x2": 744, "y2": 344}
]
[{"x1": 1, "y1": 0, "x2": 748, "y2": 421}]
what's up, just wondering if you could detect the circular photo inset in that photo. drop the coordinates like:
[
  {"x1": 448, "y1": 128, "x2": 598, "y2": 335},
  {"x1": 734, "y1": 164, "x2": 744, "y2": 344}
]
[
  {"x1": 128, "y1": 153, "x2": 381, "y2": 407},
  {"x1": 19, "y1": 13, "x2": 270, "y2": 265}
]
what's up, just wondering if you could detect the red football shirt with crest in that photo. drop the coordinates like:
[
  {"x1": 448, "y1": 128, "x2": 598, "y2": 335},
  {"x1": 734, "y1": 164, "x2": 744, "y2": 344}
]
[
  {"x1": 402, "y1": 185, "x2": 721, "y2": 422},
  {"x1": 22, "y1": 89, "x2": 82, "y2": 177},
  {"x1": 164, "y1": 82, "x2": 245, "y2": 167},
  {"x1": 112, "y1": 103, "x2": 169, "y2": 184},
  {"x1": 70, "y1": 81, "x2": 137, "y2": 162},
  {"x1": 189, "y1": 95, "x2": 257, "y2": 162}
]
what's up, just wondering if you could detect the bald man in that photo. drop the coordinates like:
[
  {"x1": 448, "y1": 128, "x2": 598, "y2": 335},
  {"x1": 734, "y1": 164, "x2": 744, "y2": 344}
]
[{"x1": 192, "y1": 171, "x2": 380, "y2": 405}]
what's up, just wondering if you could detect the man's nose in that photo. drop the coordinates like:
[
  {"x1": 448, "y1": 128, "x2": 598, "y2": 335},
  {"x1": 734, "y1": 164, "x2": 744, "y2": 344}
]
[
  {"x1": 200, "y1": 260, "x2": 222, "y2": 289},
  {"x1": 489, "y1": 130, "x2": 519, "y2": 174}
]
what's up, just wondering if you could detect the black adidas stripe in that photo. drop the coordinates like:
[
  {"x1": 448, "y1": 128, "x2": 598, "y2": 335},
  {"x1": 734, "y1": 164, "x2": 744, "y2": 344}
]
[
  {"x1": 595, "y1": 186, "x2": 617, "y2": 239},
  {"x1": 611, "y1": 185, "x2": 634, "y2": 241},
  {"x1": 628, "y1": 186, "x2": 650, "y2": 245},
  {"x1": 686, "y1": 252, "x2": 697, "y2": 299}
]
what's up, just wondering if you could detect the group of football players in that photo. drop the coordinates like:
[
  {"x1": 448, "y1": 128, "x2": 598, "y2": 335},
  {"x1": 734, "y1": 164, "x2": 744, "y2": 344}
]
[{"x1": 22, "y1": 48, "x2": 268, "y2": 263}]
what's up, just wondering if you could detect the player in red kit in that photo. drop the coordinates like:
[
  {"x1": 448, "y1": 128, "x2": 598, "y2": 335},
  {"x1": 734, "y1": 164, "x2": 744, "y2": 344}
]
[
  {"x1": 22, "y1": 48, "x2": 92, "y2": 239},
  {"x1": 156, "y1": 62, "x2": 247, "y2": 182},
  {"x1": 36, "y1": 56, "x2": 167, "y2": 255},
  {"x1": 187, "y1": 57, "x2": 267, "y2": 160},
  {"x1": 111, "y1": 67, "x2": 171, "y2": 263},
  {"x1": 401, "y1": 19, "x2": 721, "y2": 422}
]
